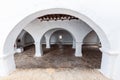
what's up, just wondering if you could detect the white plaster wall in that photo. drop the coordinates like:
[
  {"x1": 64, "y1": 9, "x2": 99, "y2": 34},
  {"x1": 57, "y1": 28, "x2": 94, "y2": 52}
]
[
  {"x1": 0, "y1": 0, "x2": 120, "y2": 79},
  {"x1": 1, "y1": 8, "x2": 111, "y2": 56},
  {"x1": 113, "y1": 55, "x2": 120, "y2": 80}
]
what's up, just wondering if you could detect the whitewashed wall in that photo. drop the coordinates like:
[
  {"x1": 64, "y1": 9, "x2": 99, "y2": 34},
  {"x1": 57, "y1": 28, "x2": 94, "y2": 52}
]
[
  {"x1": 0, "y1": 0, "x2": 120, "y2": 53},
  {"x1": 0, "y1": 0, "x2": 120, "y2": 79}
]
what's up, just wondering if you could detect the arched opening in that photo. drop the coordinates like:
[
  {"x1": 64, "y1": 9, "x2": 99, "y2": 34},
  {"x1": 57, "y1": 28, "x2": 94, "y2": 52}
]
[
  {"x1": 41, "y1": 28, "x2": 75, "y2": 55},
  {"x1": 14, "y1": 15, "x2": 102, "y2": 69},
  {"x1": 42, "y1": 29, "x2": 74, "y2": 53},
  {"x1": 4, "y1": 8, "x2": 110, "y2": 55},
  {"x1": 2, "y1": 8, "x2": 111, "y2": 77},
  {"x1": 14, "y1": 30, "x2": 35, "y2": 53},
  {"x1": 82, "y1": 30, "x2": 102, "y2": 68},
  {"x1": 14, "y1": 30, "x2": 35, "y2": 68},
  {"x1": 50, "y1": 30, "x2": 73, "y2": 47}
]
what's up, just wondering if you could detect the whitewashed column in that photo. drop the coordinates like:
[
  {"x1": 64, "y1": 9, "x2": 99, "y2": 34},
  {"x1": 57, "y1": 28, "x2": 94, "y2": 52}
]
[
  {"x1": 45, "y1": 35, "x2": 51, "y2": 49},
  {"x1": 75, "y1": 42, "x2": 83, "y2": 57},
  {"x1": 72, "y1": 38, "x2": 76, "y2": 49},
  {"x1": 34, "y1": 42, "x2": 42, "y2": 57}
]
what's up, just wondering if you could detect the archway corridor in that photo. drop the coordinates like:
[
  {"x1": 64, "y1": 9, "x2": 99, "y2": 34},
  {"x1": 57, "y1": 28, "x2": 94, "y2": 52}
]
[
  {"x1": 14, "y1": 29, "x2": 102, "y2": 69},
  {"x1": 14, "y1": 44, "x2": 102, "y2": 69}
]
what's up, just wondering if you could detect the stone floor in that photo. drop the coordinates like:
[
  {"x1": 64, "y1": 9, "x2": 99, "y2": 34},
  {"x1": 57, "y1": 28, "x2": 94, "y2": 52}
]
[
  {"x1": 0, "y1": 45, "x2": 110, "y2": 80},
  {"x1": 15, "y1": 44, "x2": 102, "y2": 69}
]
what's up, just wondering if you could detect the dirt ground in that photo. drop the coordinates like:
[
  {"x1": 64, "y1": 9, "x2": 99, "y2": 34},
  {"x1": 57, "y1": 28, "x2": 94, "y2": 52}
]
[{"x1": 0, "y1": 45, "x2": 111, "y2": 80}]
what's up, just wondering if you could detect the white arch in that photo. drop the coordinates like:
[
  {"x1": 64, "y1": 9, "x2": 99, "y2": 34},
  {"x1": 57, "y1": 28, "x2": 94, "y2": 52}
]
[
  {"x1": 44, "y1": 29, "x2": 76, "y2": 49},
  {"x1": 44, "y1": 29, "x2": 62, "y2": 49},
  {"x1": 40, "y1": 28, "x2": 77, "y2": 56},
  {"x1": 24, "y1": 19, "x2": 91, "y2": 57},
  {"x1": 83, "y1": 30, "x2": 100, "y2": 45},
  {"x1": 1, "y1": 8, "x2": 111, "y2": 77},
  {"x1": 4, "y1": 8, "x2": 110, "y2": 55},
  {"x1": 15, "y1": 30, "x2": 35, "y2": 53}
]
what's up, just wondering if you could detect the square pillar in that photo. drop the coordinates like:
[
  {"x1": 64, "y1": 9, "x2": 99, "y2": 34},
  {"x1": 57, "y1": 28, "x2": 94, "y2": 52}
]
[
  {"x1": 100, "y1": 49, "x2": 118, "y2": 79},
  {"x1": 45, "y1": 36, "x2": 51, "y2": 49},
  {"x1": 46, "y1": 39, "x2": 50, "y2": 49},
  {"x1": 72, "y1": 38, "x2": 76, "y2": 49},
  {"x1": 112, "y1": 54, "x2": 120, "y2": 80},
  {"x1": 34, "y1": 42, "x2": 43, "y2": 57},
  {"x1": 0, "y1": 54, "x2": 16, "y2": 76},
  {"x1": 75, "y1": 42, "x2": 82, "y2": 57}
]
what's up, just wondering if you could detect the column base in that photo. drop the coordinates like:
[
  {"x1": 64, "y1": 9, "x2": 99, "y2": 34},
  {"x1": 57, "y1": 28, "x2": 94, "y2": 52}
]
[
  {"x1": 34, "y1": 53, "x2": 42, "y2": 57},
  {"x1": 75, "y1": 42, "x2": 82, "y2": 57},
  {"x1": 46, "y1": 46, "x2": 50, "y2": 49},
  {"x1": 75, "y1": 53, "x2": 82, "y2": 57},
  {"x1": 72, "y1": 46, "x2": 75, "y2": 49},
  {"x1": 15, "y1": 47, "x2": 24, "y2": 53}
]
